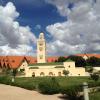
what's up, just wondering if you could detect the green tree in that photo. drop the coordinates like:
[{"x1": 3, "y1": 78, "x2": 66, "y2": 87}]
[
  {"x1": 90, "y1": 73, "x2": 99, "y2": 81},
  {"x1": 57, "y1": 56, "x2": 67, "y2": 62},
  {"x1": 86, "y1": 56, "x2": 100, "y2": 66},
  {"x1": 67, "y1": 55, "x2": 86, "y2": 67},
  {"x1": 63, "y1": 70, "x2": 69, "y2": 76},
  {"x1": 85, "y1": 66, "x2": 93, "y2": 73},
  {"x1": 12, "y1": 69, "x2": 17, "y2": 82}
]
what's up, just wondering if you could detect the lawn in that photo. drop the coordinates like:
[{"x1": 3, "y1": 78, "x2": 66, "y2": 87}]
[{"x1": 0, "y1": 76, "x2": 97, "y2": 90}]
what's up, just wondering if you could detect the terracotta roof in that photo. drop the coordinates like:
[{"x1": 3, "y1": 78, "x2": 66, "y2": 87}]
[
  {"x1": 25, "y1": 56, "x2": 37, "y2": 64},
  {"x1": 0, "y1": 56, "x2": 37, "y2": 69},
  {"x1": 76, "y1": 54, "x2": 100, "y2": 58},
  {"x1": 47, "y1": 57, "x2": 59, "y2": 62},
  {"x1": 0, "y1": 56, "x2": 8, "y2": 68},
  {"x1": 46, "y1": 56, "x2": 67, "y2": 62},
  {"x1": 6, "y1": 56, "x2": 24, "y2": 69},
  {"x1": 0, "y1": 54, "x2": 100, "y2": 69},
  {"x1": 0, "y1": 56, "x2": 60, "y2": 68}
]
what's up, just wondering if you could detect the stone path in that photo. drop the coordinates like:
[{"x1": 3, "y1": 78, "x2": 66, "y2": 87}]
[{"x1": 0, "y1": 84, "x2": 65, "y2": 100}]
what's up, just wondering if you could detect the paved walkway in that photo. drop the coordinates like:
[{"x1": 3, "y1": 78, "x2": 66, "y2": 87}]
[{"x1": 0, "y1": 84, "x2": 65, "y2": 100}]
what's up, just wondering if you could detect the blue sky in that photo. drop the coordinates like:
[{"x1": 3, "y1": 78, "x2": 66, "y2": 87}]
[
  {"x1": 0, "y1": 0, "x2": 100, "y2": 56},
  {"x1": 0, "y1": 0, "x2": 66, "y2": 39}
]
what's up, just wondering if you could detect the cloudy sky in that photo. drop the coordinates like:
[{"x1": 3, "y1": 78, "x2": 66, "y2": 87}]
[{"x1": 0, "y1": 0, "x2": 100, "y2": 56}]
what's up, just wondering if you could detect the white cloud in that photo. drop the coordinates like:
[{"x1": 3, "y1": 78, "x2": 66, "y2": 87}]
[
  {"x1": 0, "y1": 2, "x2": 36, "y2": 55},
  {"x1": 46, "y1": 0, "x2": 100, "y2": 55}
]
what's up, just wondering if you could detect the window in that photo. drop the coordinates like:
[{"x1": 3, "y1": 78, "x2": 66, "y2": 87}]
[
  {"x1": 20, "y1": 68, "x2": 25, "y2": 72},
  {"x1": 58, "y1": 72, "x2": 61, "y2": 76},
  {"x1": 68, "y1": 65, "x2": 70, "y2": 68},
  {"x1": 78, "y1": 74, "x2": 80, "y2": 76},
  {"x1": 40, "y1": 72, "x2": 45, "y2": 76},
  {"x1": 49, "y1": 72, "x2": 53, "y2": 76},
  {"x1": 32, "y1": 72, "x2": 35, "y2": 77}
]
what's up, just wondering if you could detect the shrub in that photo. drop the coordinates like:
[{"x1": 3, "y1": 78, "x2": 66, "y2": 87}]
[
  {"x1": 38, "y1": 77, "x2": 60, "y2": 94},
  {"x1": 90, "y1": 73, "x2": 99, "y2": 81},
  {"x1": 60, "y1": 85, "x2": 82, "y2": 100},
  {"x1": 63, "y1": 70, "x2": 69, "y2": 76},
  {"x1": 0, "y1": 76, "x2": 11, "y2": 85},
  {"x1": 88, "y1": 81, "x2": 100, "y2": 88}
]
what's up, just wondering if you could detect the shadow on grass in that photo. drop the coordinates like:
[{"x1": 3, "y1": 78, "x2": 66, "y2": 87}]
[
  {"x1": 58, "y1": 95, "x2": 84, "y2": 100},
  {"x1": 58, "y1": 95, "x2": 69, "y2": 100}
]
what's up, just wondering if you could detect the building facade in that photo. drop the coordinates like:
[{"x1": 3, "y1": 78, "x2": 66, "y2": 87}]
[
  {"x1": 19, "y1": 33, "x2": 86, "y2": 77},
  {"x1": 3, "y1": 33, "x2": 100, "y2": 77}
]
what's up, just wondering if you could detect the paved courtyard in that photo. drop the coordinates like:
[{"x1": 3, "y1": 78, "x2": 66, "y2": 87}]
[{"x1": 0, "y1": 84, "x2": 65, "y2": 100}]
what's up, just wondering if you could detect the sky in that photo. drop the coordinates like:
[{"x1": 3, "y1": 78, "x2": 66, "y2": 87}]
[{"x1": 0, "y1": 0, "x2": 100, "y2": 56}]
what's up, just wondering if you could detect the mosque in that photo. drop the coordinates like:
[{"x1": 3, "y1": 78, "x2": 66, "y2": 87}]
[
  {"x1": 0, "y1": 33, "x2": 89, "y2": 77},
  {"x1": 18, "y1": 33, "x2": 86, "y2": 77}
]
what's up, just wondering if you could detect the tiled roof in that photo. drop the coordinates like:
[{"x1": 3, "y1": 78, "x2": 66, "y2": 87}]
[
  {"x1": 0, "y1": 56, "x2": 60, "y2": 68},
  {"x1": 25, "y1": 56, "x2": 37, "y2": 64},
  {"x1": 0, "y1": 54, "x2": 100, "y2": 69},
  {"x1": 76, "y1": 54, "x2": 100, "y2": 58},
  {"x1": 6, "y1": 56, "x2": 24, "y2": 69},
  {"x1": 46, "y1": 57, "x2": 59, "y2": 62}
]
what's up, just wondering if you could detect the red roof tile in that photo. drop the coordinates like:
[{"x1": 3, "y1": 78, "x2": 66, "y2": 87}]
[
  {"x1": 25, "y1": 56, "x2": 37, "y2": 64},
  {"x1": 0, "y1": 54, "x2": 100, "y2": 69},
  {"x1": 6, "y1": 56, "x2": 24, "y2": 69}
]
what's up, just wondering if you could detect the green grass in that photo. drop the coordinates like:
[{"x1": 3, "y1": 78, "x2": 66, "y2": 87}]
[
  {"x1": 90, "y1": 92, "x2": 100, "y2": 100},
  {"x1": 0, "y1": 76, "x2": 100, "y2": 99},
  {"x1": 0, "y1": 76, "x2": 96, "y2": 89}
]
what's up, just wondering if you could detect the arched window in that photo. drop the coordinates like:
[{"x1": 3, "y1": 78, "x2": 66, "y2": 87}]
[
  {"x1": 58, "y1": 72, "x2": 62, "y2": 76},
  {"x1": 32, "y1": 72, "x2": 35, "y2": 77},
  {"x1": 49, "y1": 72, "x2": 53, "y2": 76},
  {"x1": 40, "y1": 72, "x2": 45, "y2": 76}
]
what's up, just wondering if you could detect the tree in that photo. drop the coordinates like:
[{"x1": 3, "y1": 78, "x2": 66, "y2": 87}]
[
  {"x1": 86, "y1": 56, "x2": 100, "y2": 67},
  {"x1": 90, "y1": 73, "x2": 99, "y2": 81},
  {"x1": 63, "y1": 70, "x2": 69, "y2": 76},
  {"x1": 12, "y1": 69, "x2": 17, "y2": 82},
  {"x1": 57, "y1": 57, "x2": 67, "y2": 62},
  {"x1": 67, "y1": 55, "x2": 86, "y2": 67},
  {"x1": 85, "y1": 66, "x2": 93, "y2": 73}
]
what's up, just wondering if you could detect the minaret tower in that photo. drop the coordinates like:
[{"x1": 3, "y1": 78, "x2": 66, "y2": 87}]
[{"x1": 37, "y1": 33, "x2": 46, "y2": 63}]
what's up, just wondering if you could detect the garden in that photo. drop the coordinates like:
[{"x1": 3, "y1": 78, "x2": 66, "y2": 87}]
[{"x1": 0, "y1": 76, "x2": 100, "y2": 100}]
